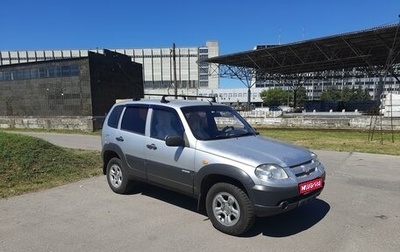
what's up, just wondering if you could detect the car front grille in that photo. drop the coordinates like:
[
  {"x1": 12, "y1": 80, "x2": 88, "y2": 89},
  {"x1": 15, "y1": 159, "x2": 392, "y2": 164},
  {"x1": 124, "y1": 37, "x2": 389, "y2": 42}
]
[{"x1": 290, "y1": 160, "x2": 318, "y2": 178}]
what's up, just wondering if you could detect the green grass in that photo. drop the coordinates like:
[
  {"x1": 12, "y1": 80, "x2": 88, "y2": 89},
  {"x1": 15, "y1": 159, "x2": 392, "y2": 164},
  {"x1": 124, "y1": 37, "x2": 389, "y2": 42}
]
[
  {"x1": 4, "y1": 127, "x2": 102, "y2": 135},
  {"x1": 1, "y1": 128, "x2": 399, "y2": 198},
  {"x1": 0, "y1": 131, "x2": 102, "y2": 198},
  {"x1": 257, "y1": 128, "x2": 400, "y2": 156}
]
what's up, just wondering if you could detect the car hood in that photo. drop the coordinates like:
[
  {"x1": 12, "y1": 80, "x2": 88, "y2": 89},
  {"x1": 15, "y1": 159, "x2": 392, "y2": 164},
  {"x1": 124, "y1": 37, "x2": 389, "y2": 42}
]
[{"x1": 197, "y1": 135, "x2": 311, "y2": 167}]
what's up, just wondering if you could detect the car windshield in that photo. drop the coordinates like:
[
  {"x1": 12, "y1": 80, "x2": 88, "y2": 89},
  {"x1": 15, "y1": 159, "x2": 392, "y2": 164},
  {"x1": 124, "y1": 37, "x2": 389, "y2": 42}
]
[{"x1": 182, "y1": 105, "x2": 257, "y2": 140}]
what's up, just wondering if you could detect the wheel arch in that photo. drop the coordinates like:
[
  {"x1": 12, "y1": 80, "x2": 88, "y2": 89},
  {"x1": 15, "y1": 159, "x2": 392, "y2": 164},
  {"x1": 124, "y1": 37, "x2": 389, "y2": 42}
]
[
  {"x1": 194, "y1": 164, "x2": 255, "y2": 213},
  {"x1": 101, "y1": 143, "x2": 124, "y2": 175}
]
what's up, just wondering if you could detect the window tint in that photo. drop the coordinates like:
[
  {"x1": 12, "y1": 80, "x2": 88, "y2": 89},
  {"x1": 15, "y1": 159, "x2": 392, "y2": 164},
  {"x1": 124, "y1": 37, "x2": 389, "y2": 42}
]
[
  {"x1": 151, "y1": 108, "x2": 183, "y2": 140},
  {"x1": 181, "y1": 105, "x2": 256, "y2": 140},
  {"x1": 120, "y1": 106, "x2": 148, "y2": 134},
  {"x1": 107, "y1": 105, "x2": 124, "y2": 129},
  {"x1": 185, "y1": 111, "x2": 210, "y2": 140}
]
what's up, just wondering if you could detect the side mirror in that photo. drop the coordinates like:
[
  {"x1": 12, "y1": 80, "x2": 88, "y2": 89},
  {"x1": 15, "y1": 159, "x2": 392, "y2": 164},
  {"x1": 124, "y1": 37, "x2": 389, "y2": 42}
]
[
  {"x1": 253, "y1": 127, "x2": 260, "y2": 135},
  {"x1": 165, "y1": 135, "x2": 185, "y2": 147}
]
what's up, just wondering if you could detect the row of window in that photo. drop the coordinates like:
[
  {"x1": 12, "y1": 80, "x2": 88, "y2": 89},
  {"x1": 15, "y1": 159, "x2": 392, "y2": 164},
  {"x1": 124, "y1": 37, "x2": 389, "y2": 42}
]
[
  {"x1": 199, "y1": 68, "x2": 209, "y2": 74},
  {"x1": 199, "y1": 81, "x2": 209, "y2": 87},
  {"x1": 136, "y1": 54, "x2": 199, "y2": 59},
  {"x1": 144, "y1": 80, "x2": 200, "y2": 89},
  {"x1": 197, "y1": 93, "x2": 259, "y2": 99},
  {"x1": 0, "y1": 54, "x2": 204, "y2": 65},
  {"x1": 0, "y1": 65, "x2": 80, "y2": 82},
  {"x1": 1, "y1": 57, "x2": 70, "y2": 62},
  {"x1": 199, "y1": 48, "x2": 209, "y2": 54},
  {"x1": 256, "y1": 79, "x2": 399, "y2": 87}
]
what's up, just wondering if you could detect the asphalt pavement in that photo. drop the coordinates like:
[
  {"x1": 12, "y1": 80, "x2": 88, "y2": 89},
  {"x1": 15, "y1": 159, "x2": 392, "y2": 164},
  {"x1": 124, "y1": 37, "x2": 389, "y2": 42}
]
[{"x1": 1, "y1": 132, "x2": 399, "y2": 252}]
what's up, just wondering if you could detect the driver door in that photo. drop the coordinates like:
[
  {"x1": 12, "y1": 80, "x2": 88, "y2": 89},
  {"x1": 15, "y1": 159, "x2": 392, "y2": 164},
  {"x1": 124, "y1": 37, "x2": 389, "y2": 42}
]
[{"x1": 145, "y1": 107, "x2": 196, "y2": 195}]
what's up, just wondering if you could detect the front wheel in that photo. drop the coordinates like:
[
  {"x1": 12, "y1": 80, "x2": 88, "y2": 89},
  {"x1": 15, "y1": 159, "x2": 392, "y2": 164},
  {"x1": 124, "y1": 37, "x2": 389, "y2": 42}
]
[
  {"x1": 206, "y1": 183, "x2": 255, "y2": 236},
  {"x1": 106, "y1": 157, "x2": 132, "y2": 194}
]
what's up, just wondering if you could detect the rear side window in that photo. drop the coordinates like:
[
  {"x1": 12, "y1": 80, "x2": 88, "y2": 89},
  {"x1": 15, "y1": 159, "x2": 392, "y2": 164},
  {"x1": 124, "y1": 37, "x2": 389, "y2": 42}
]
[
  {"x1": 107, "y1": 105, "x2": 124, "y2": 129},
  {"x1": 120, "y1": 106, "x2": 148, "y2": 134}
]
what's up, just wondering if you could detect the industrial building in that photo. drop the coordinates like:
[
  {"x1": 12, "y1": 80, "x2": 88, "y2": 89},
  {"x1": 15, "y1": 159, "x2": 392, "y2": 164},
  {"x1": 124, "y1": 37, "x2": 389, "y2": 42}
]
[
  {"x1": 0, "y1": 50, "x2": 143, "y2": 130},
  {"x1": 2, "y1": 36, "x2": 399, "y2": 110},
  {"x1": 0, "y1": 41, "x2": 219, "y2": 95},
  {"x1": 1, "y1": 23, "x2": 400, "y2": 131}
]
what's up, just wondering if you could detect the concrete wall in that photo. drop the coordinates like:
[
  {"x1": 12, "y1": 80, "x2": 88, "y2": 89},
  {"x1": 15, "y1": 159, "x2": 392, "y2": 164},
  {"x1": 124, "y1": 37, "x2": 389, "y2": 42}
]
[
  {"x1": 243, "y1": 114, "x2": 400, "y2": 130},
  {"x1": 1, "y1": 114, "x2": 399, "y2": 132},
  {"x1": 0, "y1": 116, "x2": 105, "y2": 132}
]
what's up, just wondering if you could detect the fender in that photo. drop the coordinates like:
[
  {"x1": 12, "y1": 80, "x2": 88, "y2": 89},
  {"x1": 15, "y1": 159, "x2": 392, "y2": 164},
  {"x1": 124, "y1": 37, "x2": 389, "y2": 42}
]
[
  {"x1": 101, "y1": 142, "x2": 126, "y2": 174},
  {"x1": 194, "y1": 163, "x2": 255, "y2": 196},
  {"x1": 193, "y1": 164, "x2": 256, "y2": 213}
]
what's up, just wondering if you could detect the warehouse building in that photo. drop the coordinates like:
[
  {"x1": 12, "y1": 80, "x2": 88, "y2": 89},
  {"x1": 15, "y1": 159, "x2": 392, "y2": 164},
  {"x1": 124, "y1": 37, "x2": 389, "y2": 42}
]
[{"x1": 0, "y1": 49, "x2": 143, "y2": 130}]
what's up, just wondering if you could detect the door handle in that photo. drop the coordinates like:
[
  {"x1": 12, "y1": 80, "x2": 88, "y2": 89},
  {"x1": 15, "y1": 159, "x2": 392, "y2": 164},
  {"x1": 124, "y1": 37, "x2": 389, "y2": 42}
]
[
  {"x1": 146, "y1": 144, "x2": 157, "y2": 150},
  {"x1": 116, "y1": 136, "x2": 124, "y2": 142}
]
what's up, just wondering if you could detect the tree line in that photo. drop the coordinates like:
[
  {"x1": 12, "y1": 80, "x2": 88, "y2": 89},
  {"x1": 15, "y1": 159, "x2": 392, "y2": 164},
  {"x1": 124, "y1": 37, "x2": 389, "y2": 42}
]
[{"x1": 260, "y1": 86, "x2": 371, "y2": 107}]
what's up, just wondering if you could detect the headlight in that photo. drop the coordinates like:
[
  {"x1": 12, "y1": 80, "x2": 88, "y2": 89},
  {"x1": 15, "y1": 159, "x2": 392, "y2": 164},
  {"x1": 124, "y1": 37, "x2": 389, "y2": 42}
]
[
  {"x1": 255, "y1": 164, "x2": 288, "y2": 181},
  {"x1": 311, "y1": 152, "x2": 325, "y2": 173},
  {"x1": 310, "y1": 152, "x2": 320, "y2": 165}
]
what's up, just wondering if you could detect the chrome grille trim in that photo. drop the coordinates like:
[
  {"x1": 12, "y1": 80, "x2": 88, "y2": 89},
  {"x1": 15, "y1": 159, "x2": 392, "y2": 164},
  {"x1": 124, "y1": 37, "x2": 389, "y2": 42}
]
[{"x1": 290, "y1": 160, "x2": 318, "y2": 178}]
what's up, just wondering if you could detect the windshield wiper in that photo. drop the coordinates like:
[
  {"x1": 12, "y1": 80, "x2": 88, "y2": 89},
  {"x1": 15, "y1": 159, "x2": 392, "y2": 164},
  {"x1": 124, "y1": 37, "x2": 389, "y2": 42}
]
[
  {"x1": 236, "y1": 132, "x2": 257, "y2": 137},
  {"x1": 213, "y1": 132, "x2": 256, "y2": 139},
  {"x1": 214, "y1": 134, "x2": 234, "y2": 139}
]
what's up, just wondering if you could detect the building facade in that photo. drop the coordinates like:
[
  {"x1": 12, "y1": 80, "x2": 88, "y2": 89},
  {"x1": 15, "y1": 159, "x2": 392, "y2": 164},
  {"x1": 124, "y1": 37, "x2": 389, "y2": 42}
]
[
  {"x1": 0, "y1": 50, "x2": 143, "y2": 117},
  {"x1": 3, "y1": 41, "x2": 399, "y2": 112},
  {"x1": 254, "y1": 72, "x2": 400, "y2": 101},
  {"x1": 0, "y1": 41, "x2": 219, "y2": 95}
]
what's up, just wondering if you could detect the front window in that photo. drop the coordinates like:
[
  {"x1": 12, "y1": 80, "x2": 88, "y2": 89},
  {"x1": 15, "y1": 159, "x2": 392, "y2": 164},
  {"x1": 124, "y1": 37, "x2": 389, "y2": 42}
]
[
  {"x1": 150, "y1": 108, "x2": 184, "y2": 140},
  {"x1": 182, "y1": 106, "x2": 257, "y2": 140}
]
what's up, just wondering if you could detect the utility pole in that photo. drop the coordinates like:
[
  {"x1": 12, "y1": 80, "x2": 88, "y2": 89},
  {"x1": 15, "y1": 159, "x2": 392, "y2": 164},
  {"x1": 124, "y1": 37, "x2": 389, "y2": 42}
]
[{"x1": 172, "y1": 43, "x2": 178, "y2": 98}]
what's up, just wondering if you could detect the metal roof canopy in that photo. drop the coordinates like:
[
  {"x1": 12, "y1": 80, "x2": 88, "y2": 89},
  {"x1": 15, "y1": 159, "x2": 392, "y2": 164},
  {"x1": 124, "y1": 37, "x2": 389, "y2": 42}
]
[{"x1": 206, "y1": 24, "x2": 400, "y2": 76}]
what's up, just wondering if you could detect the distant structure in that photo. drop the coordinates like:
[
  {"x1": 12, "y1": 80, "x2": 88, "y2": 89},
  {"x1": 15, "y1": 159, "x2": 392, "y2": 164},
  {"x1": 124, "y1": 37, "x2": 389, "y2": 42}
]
[
  {"x1": 252, "y1": 50, "x2": 400, "y2": 102},
  {"x1": 0, "y1": 49, "x2": 143, "y2": 118},
  {"x1": 2, "y1": 36, "x2": 399, "y2": 113},
  {"x1": 0, "y1": 41, "x2": 220, "y2": 95}
]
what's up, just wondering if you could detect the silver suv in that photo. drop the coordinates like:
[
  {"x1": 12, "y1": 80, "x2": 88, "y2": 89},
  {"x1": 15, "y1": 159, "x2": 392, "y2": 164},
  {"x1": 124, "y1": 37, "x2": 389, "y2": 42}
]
[{"x1": 101, "y1": 95, "x2": 326, "y2": 236}]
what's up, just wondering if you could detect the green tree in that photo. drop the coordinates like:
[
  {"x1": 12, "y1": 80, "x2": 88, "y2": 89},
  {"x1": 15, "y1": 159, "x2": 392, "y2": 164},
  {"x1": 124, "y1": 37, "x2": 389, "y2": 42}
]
[
  {"x1": 352, "y1": 87, "x2": 371, "y2": 101},
  {"x1": 320, "y1": 87, "x2": 341, "y2": 101},
  {"x1": 321, "y1": 86, "x2": 371, "y2": 102},
  {"x1": 294, "y1": 86, "x2": 307, "y2": 107},
  {"x1": 260, "y1": 88, "x2": 287, "y2": 106}
]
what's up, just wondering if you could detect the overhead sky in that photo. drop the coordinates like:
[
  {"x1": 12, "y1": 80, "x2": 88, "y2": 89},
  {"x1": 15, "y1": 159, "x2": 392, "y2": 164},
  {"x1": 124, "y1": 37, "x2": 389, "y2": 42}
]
[
  {"x1": 2, "y1": 0, "x2": 400, "y2": 53},
  {"x1": 1, "y1": 0, "x2": 400, "y2": 87}
]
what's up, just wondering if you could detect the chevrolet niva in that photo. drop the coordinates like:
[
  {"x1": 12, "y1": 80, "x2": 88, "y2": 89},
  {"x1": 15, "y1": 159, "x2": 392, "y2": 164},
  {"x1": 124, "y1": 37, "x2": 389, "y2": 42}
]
[{"x1": 101, "y1": 95, "x2": 326, "y2": 236}]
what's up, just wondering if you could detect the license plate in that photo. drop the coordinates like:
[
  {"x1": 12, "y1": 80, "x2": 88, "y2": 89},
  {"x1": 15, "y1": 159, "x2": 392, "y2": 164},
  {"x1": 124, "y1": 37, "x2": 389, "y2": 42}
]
[{"x1": 299, "y1": 178, "x2": 323, "y2": 194}]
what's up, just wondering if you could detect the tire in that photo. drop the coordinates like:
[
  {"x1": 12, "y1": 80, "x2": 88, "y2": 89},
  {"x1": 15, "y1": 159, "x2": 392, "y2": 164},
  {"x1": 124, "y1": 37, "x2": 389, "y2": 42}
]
[
  {"x1": 106, "y1": 157, "x2": 132, "y2": 194},
  {"x1": 206, "y1": 182, "x2": 255, "y2": 236}
]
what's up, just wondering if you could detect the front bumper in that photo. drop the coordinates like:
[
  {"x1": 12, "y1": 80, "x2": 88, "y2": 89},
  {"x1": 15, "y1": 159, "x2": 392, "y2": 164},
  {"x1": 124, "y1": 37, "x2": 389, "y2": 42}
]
[{"x1": 249, "y1": 178, "x2": 325, "y2": 217}]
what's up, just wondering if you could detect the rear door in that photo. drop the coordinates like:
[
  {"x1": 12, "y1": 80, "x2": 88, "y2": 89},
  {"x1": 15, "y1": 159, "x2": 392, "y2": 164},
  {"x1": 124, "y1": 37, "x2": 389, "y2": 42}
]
[{"x1": 117, "y1": 105, "x2": 149, "y2": 180}]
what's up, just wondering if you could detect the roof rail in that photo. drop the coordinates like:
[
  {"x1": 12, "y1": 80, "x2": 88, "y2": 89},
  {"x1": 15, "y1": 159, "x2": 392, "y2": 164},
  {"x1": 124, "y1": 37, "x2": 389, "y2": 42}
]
[{"x1": 144, "y1": 94, "x2": 217, "y2": 103}]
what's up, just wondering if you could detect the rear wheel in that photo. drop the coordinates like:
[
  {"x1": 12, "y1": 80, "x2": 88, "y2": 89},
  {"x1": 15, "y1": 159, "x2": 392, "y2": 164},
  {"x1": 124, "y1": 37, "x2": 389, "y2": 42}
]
[
  {"x1": 206, "y1": 182, "x2": 255, "y2": 236},
  {"x1": 106, "y1": 157, "x2": 132, "y2": 194}
]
